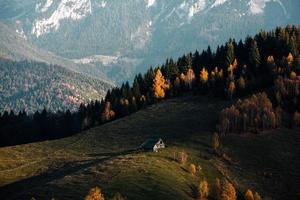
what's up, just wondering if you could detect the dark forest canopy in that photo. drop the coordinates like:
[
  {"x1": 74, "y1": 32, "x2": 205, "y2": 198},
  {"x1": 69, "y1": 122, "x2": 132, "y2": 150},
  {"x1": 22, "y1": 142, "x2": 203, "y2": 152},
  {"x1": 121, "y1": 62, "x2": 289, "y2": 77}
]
[{"x1": 1, "y1": 25, "x2": 300, "y2": 147}]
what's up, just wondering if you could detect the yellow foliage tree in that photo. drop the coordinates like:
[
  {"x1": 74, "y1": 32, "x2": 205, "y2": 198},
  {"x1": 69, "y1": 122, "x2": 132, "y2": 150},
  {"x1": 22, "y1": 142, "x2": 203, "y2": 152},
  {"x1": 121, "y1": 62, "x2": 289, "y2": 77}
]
[
  {"x1": 220, "y1": 179, "x2": 236, "y2": 200},
  {"x1": 244, "y1": 189, "x2": 254, "y2": 200},
  {"x1": 185, "y1": 68, "x2": 196, "y2": 89},
  {"x1": 200, "y1": 67, "x2": 209, "y2": 83},
  {"x1": 198, "y1": 180, "x2": 209, "y2": 200},
  {"x1": 190, "y1": 163, "x2": 197, "y2": 175},
  {"x1": 253, "y1": 192, "x2": 262, "y2": 200},
  {"x1": 153, "y1": 69, "x2": 169, "y2": 99},
  {"x1": 290, "y1": 71, "x2": 297, "y2": 79},
  {"x1": 85, "y1": 186, "x2": 105, "y2": 200},
  {"x1": 287, "y1": 52, "x2": 294, "y2": 66}
]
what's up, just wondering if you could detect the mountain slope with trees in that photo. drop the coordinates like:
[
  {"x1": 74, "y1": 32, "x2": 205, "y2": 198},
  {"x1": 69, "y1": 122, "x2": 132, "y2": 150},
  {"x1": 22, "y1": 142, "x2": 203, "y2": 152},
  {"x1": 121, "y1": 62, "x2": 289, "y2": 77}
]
[
  {"x1": 1, "y1": 25, "x2": 299, "y2": 148},
  {"x1": 0, "y1": 59, "x2": 113, "y2": 114}
]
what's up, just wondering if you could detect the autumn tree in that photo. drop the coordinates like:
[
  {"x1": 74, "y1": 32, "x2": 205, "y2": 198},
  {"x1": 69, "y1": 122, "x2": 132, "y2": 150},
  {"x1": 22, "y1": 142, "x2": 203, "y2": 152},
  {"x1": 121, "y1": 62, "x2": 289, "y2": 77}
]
[
  {"x1": 153, "y1": 69, "x2": 169, "y2": 99},
  {"x1": 190, "y1": 163, "x2": 197, "y2": 175},
  {"x1": 200, "y1": 67, "x2": 209, "y2": 83},
  {"x1": 244, "y1": 189, "x2": 254, "y2": 200},
  {"x1": 228, "y1": 81, "x2": 236, "y2": 99},
  {"x1": 253, "y1": 192, "x2": 262, "y2": 200},
  {"x1": 211, "y1": 132, "x2": 220, "y2": 152},
  {"x1": 101, "y1": 102, "x2": 115, "y2": 123},
  {"x1": 220, "y1": 179, "x2": 236, "y2": 200},
  {"x1": 85, "y1": 186, "x2": 105, "y2": 200},
  {"x1": 185, "y1": 68, "x2": 196, "y2": 90},
  {"x1": 198, "y1": 180, "x2": 209, "y2": 200}
]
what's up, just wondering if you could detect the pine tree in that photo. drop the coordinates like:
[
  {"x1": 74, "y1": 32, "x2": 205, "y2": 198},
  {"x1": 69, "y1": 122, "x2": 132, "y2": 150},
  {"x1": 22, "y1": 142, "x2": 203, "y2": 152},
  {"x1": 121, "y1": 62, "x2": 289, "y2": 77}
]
[
  {"x1": 132, "y1": 77, "x2": 141, "y2": 99},
  {"x1": 225, "y1": 40, "x2": 235, "y2": 67},
  {"x1": 249, "y1": 40, "x2": 261, "y2": 70}
]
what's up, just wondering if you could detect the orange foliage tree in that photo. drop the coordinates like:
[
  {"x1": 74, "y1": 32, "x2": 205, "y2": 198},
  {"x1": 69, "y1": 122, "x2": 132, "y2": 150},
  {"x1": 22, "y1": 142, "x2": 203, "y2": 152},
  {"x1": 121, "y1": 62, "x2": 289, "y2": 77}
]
[
  {"x1": 153, "y1": 69, "x2": 169, "y2": 99},
  {"x1": 200, "y1": 67, "x2": 209, "y2": 83},
  {"x1": 198, "y1": 180, "x2": 209, "y2": 200},
  {"x1": 85, "y1": 186, "x2": 105, "y2": 200}
]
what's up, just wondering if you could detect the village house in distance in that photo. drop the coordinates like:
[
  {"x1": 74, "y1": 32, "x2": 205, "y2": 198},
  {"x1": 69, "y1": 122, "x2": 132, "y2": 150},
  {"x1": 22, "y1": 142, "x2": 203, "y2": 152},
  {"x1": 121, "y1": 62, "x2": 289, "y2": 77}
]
[{"x1": 140, "y1": 138, "x2": 165, "y2": 152}]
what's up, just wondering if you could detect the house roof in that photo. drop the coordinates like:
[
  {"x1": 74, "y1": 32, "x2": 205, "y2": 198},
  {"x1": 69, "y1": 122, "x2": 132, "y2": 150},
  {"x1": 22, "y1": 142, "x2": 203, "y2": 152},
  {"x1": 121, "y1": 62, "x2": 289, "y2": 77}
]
[{"x1": 141, "y1": 138, "x2": 163, "y2": 149}]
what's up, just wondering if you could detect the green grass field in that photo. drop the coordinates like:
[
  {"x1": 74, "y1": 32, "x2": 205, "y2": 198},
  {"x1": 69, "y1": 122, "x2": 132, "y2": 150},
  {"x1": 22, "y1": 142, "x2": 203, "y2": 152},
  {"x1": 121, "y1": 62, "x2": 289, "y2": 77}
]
[{"x1": 0, "y1": 95, "x2": 299, "y2": 200}]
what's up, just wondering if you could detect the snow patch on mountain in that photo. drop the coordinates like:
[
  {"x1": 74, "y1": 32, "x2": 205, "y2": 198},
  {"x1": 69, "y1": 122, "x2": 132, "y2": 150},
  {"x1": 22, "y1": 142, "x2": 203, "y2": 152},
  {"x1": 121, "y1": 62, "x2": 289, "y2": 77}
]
[
  {"x1": 147, "y1": 0, "x2": 156, "y2": 8},
  {"x1": 32, "y1": 0, "x2": 92, "y2": 37},
  {"x1": 97, "y1": 0, "x2": 107, "y2": 8},
  {"x1": 211, "y1": 0, "x2": 228, "y2": 8},
  {"x1": 73, "y1": 55, "x2": 119, "y2": 65},
  {"x1": 188, "y1": 0, "x2": 206, "y2": 18},
  {"x1": 248, "y1": 0, "x2": 287, "y2": 16}
]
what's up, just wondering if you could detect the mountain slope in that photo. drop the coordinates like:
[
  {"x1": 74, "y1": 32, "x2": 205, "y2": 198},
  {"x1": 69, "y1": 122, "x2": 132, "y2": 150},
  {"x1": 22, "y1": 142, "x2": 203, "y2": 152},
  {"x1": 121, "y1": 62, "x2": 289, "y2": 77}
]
[
  {"x1": 1, "y1": 0, "x2": 299, "y2": 83},
  {"x1": 0, "y1": 96, "x2": 299, "y2": 199},
  {"x1": 0, "y1": 59, "x2": 113, "y2": 113},
  {"x1": 0, "y1": 21, "x2": 111, "y2": 82}
]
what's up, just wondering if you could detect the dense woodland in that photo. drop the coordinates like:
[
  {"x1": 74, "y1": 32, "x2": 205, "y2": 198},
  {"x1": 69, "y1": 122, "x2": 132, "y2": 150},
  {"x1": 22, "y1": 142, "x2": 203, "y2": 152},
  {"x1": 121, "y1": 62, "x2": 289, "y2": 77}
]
[
  {"x1": 1, "y1": 25, "x2": 300, "y2": 147},
  {"x1": 0, "y1": 60, "x2": 111, "y2": 113}
]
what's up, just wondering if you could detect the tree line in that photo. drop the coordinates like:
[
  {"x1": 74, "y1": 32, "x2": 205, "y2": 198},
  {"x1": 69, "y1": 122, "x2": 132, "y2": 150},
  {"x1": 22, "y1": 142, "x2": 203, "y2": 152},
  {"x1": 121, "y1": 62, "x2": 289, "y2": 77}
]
[{"x1": 1, "y1": 25, "x2": 300, "y2": 146}]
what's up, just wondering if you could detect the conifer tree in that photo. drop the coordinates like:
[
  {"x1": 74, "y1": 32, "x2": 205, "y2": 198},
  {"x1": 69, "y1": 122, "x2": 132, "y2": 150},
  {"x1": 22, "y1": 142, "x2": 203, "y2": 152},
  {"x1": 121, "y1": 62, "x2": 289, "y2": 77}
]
[
  {"x1": 225, "y1": 40, "x2": 235, "y2": 67},
  {"x1": 249, "y1": 40, "x2": 261, "y2": 70}
]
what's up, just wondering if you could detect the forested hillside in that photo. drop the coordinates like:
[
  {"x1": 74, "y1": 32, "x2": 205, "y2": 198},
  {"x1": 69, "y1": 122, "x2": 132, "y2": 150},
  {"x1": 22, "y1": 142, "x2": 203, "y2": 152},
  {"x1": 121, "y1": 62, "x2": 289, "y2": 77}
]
[
  {"x1": 1, "y1": 25, "x2": 299, "y2": 147},
  {"x1": 0, "y1": 60, "x2": 113, "y2": 113}
]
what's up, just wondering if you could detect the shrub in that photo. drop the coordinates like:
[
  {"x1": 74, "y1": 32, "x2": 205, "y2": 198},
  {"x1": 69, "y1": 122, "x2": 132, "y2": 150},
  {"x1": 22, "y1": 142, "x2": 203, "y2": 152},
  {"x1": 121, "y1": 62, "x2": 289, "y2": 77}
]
[
  {"x1": 253, "y1": 192, "x2": 262, "y2": 200},
  {"x1": 245, "y1": 189, "x2": 254, "y2": 200},
  {"x1": 177, "y1": 151, "x2": 188, "y2": 165},
  {"x1": 190, "y1": 163, "x2": 197, "y2": 175},
  {"x1": 198, "y1": 180, "x2": 209, "y2": 200},
  {"x1": 85, "y1": 186, "x2": 105, "y2": 200},
  {"x1": 220, "y1": 179, "x2": 236, "y2": 200},
  {"x1": 111, "y1": 193, "x2": 126, "y2": 200}
]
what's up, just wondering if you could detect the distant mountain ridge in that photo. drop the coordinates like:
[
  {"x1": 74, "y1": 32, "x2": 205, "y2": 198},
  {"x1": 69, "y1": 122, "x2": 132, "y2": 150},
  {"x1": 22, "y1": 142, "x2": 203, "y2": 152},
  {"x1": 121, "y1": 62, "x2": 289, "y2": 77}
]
[
  {"x1": 0, "y1": 21, "x2": 114, "y2": 113},
  {"x1": 0, "y1": 0, "x2": 299, "y2": 83}
]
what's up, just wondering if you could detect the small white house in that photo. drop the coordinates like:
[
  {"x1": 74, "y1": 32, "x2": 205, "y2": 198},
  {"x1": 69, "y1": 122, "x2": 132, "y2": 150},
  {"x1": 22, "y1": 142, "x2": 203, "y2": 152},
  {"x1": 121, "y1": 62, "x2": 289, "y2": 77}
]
[{"x1": 140, "y1": 138, "x2": 165, "y2": 152}]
